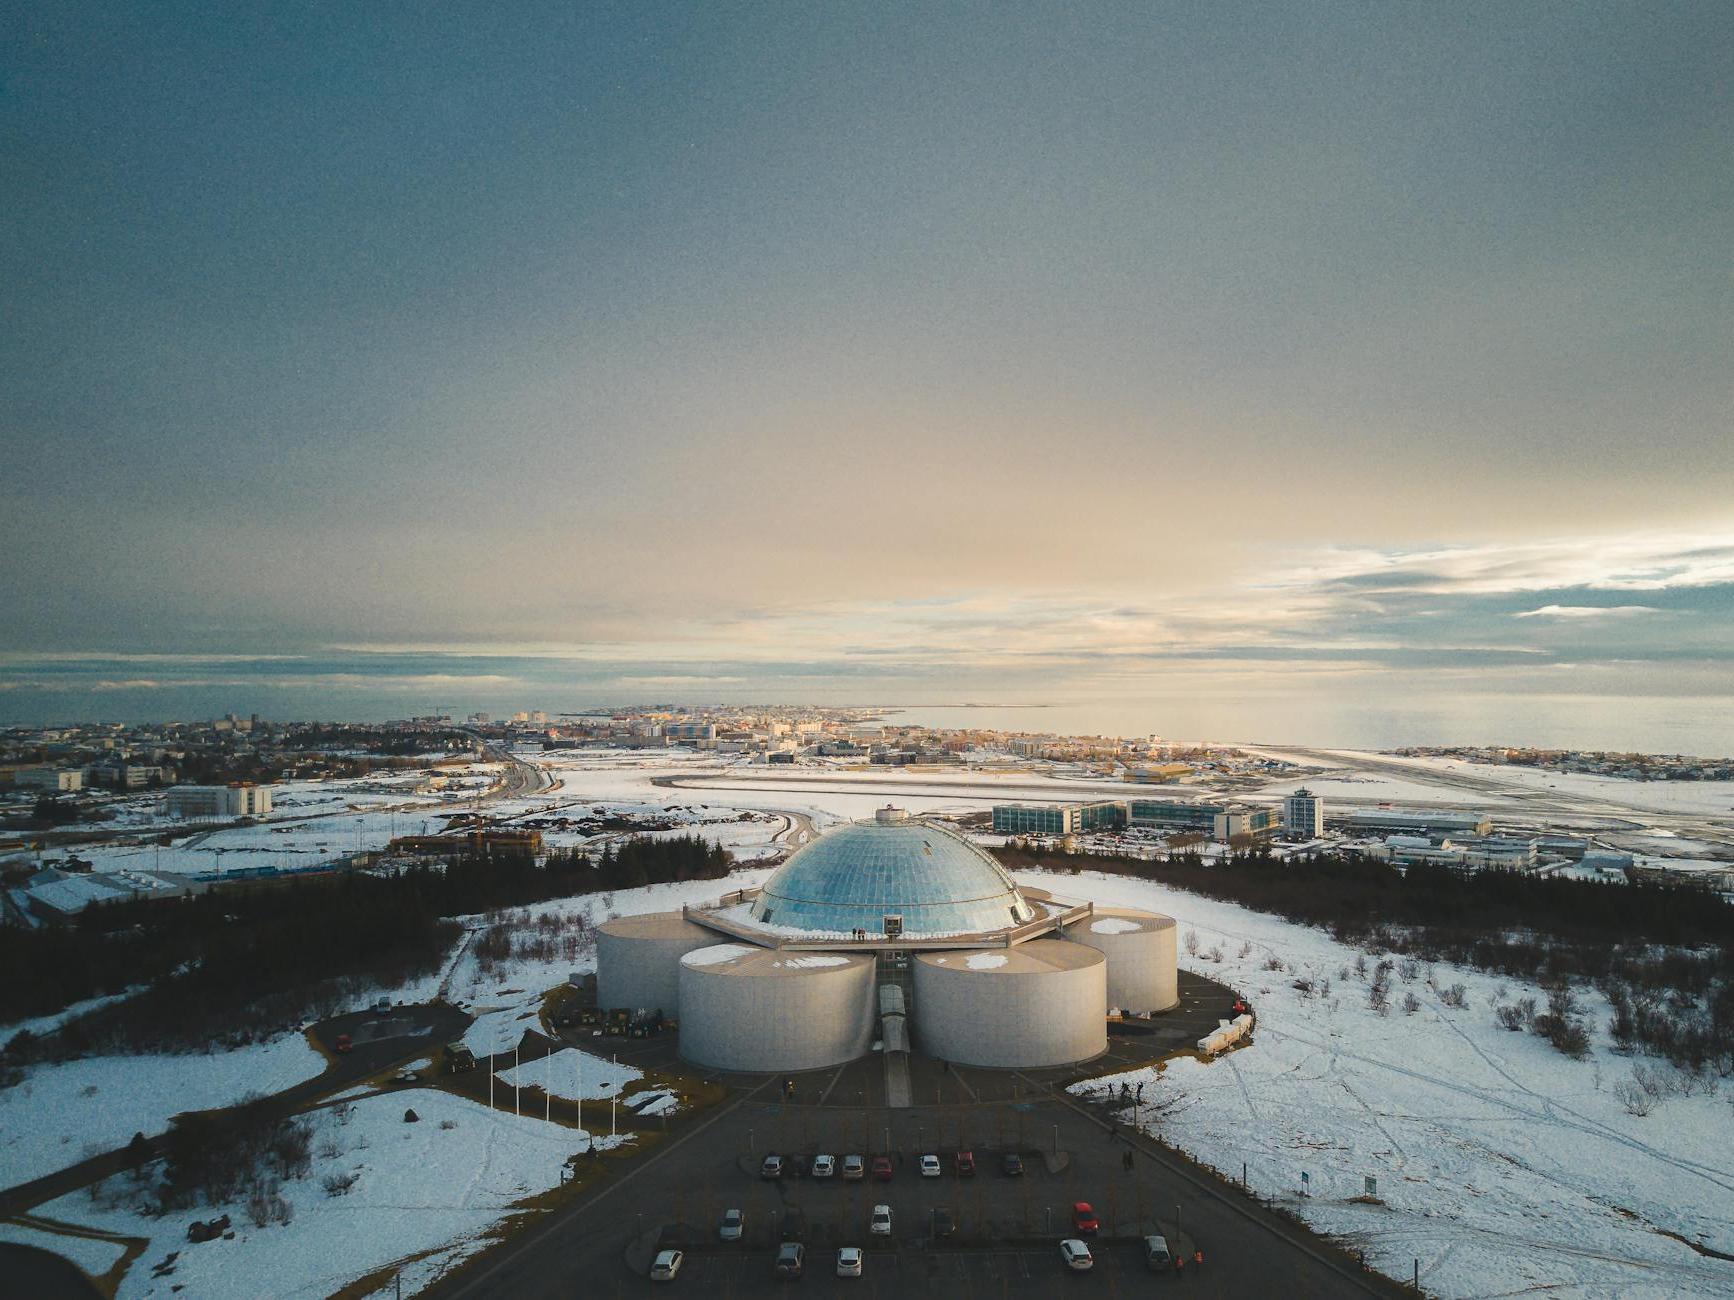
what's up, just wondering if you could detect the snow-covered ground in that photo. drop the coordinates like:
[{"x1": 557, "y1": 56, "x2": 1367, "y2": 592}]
[
  {"x1": 1251, "y1": 748, "x2": 1734, "y2": 819},
  {"x1": 498, "y1": 1047, "x2": 639, "y2": 1101},
  {"x1": 1050, "y1": 869, "x2": 1734, "y2": 1298},
  {"x1": 46, "y1": 1087, "x2": 624, "y2": 1300},
  {"x1": 0, "y1": 1035, "x2": 326, "y2": 1189}
]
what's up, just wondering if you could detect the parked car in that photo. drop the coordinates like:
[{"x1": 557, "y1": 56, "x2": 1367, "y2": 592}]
[
  {"x1": 919, "y1": 1154, "x2": 941, "y2": 1178},
  {"x1": 956, "y1": 1151, "x2": 975, "y2": 1177},
  {"x1": 718, "y1": 1208, "x2": 743, "y2": 1241},
  {"x1": 871, "y1": 1154, "x2": 893, "y2": 1181},
  {"x1": 870, "y1": 1204, "x2": 892, "y2": 1236},
  {"x1": 650, "y1": 1249, "x2": 683, "y2": 1282},
  {"x1": 836, "y1": 1246, "x2": 864, "y2": 1278},
  {"x1": 774, "y1": 1242, "x2": 804, "y2": 1278},
  {"x1": 1002, "y1": 1152, "x2": 1024, "y2": 1176},
  {"x1": 1060, "y1": 1239, "x2": 1094, "y2": 1272},
  {"x1": 373, "y1": 997, "x2": 392, "y2": 1015},
  {"x1": 841, "y1": 1154, "x2": 866, "y2": 1181},
  {"x1": 390, "y1": 1068, "x2": 419, "y2": 1086},
  {"x1": 932, "y1": 1206, "x2": 955, "y2": 1238},
  {"x1": 1071, "y1": 1202, "x2": 1099, "y2": 1235},
  {"x1": 761, "y1": 1154, "x2": 784, "y2": 1180},
  {"x1": 1142, "y1": 1234, "x2": 1172, "y2": 1270},
  {"x1": 811, "y1": 1154, "x2": 836, "y2": 1179},
  {"x1": 781, "y1": 1208, "x2": 806, "y2": 1242}
]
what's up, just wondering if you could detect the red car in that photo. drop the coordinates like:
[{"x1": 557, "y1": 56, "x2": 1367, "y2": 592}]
[
  {"x1": 1071, "y1": 1201, "x2": 1099, "y2": 1235},
  {"x1": 333, "y1": 1033, "x2": 353, "y2": 1054},
  {"x1": 870, "y1": 1155, "x2": 893, "y2": 1181},
  {"x1": 956, "y1": 1151, "x2": 975, "y2": 1177}
]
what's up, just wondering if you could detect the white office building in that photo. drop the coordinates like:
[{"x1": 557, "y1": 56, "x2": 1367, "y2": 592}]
[
  {"x1": 165, "y1": 784, "x2": 273, "y2": 819},
  {"x1": 1283, "y1": 787, "x2": 1324, "y2": 836}
]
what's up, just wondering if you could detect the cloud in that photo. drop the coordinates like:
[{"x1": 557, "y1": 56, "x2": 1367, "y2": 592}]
[
  {"x1": 1286, "y1": 531, "x2": 1734, "y2": 596},
  {"x1": 1513, "y1": 605, "x2": 1662, "y2": 620}
]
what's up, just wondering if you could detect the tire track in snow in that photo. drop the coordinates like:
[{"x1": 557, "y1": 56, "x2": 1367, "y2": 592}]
[{"x1": 1261, "y1": 1024, "x2": 1734, "y2": 1196}]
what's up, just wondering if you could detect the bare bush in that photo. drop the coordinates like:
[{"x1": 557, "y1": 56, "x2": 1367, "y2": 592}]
[
  {"x1": 1614, "y1": 1076, "x2": 1655, "y2": 1116},
  {"x1": 1494, "y1": 1005, "x2": 1525, "y2": 1031},
  {"x1": 1402, "y1": 992, "x2": 1421, "y2": 1016},
  {"x1": 1263, "y1": 957, "x2": 1285, "y2": 972},
  {"x1": 1438, "y1": 983, "x2": 1468, "y2": 1009}
]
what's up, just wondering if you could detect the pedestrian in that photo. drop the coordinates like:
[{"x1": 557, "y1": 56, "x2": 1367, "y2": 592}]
[
  {"x1": 1174, "y1": 1254, "x2": 1185, "y2": 1279},
  {"x1": 1193, "y1": 1248, "x2": 1203, "y2": 1270}
]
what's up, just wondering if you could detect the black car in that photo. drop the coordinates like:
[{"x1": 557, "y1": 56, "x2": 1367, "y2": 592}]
[
  {"x1": 781, "y1": 1208, "x2": 806, "y2": 1242},
  {"x1": 1002, "y1": 1152, "x2": 1024, "y2": 1176},
  {"x1": 932, "y1": 1207, "x2": 955, "y2": 1238}
]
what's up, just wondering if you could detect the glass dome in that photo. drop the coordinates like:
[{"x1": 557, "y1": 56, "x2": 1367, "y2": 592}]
[{"x1": 750, "y1": 816, "x2": 1034, "y2": 937}]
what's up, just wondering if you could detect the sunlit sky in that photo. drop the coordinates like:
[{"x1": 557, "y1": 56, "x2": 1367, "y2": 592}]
[{"x1": 3, "y1": 4, "x2": 1731, "y2": 740}]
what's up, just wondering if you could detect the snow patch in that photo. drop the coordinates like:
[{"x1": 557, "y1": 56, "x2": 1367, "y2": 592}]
[{"x1": 681, "y1": 943, "x2": 757, "y2": 967}]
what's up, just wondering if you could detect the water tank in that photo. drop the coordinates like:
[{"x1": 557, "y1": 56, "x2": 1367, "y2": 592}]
[
  {"x1": 913, "y1": 939, "x2": 1106, "y2": 1068},
  {"x1": 595, "y1": 911, "x2": 718, "y2": 1017},
  {"x1": 679, "y1": 945, "x2": 878, "y2": 1072},
  {"x1": 1066, "y1": 907, "x2": 1179, "y2": 1013}
]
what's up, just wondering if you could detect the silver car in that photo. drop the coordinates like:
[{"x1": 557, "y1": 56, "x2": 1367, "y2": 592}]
[
  {"x1": 811, "y1": 1153, "x2": 836, "y2": 1178},
  {"x1": 718, "y1": 1208, "x2": 743, "y2": 1241},
  {"x1": 836, "y1": 1246, "x2": 864, "y2": 1278}
]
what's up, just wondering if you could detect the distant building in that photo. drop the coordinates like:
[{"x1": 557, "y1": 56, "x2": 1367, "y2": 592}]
[
  {"x1": 165, "y1": 784, "x2": 273, "y2": 819},
  {"x1": 992, "y1": 801, "x2": 1127, "y2": 836},
  {"x1": 1336, "y1": 809, "x2": 1491, "y2": 836},
  {"x1": 1283, "y1": 788, "x2": 1325, "y2": 837},
  {"x1": 388, "y1": 829, "x2": 543, "y2": 859},
  {"x1": 665, "y1": 723, "x2": 718, "y2": 742},
  {"x1": 15, "y1": 768, "x2": 84, "y2": 792}
]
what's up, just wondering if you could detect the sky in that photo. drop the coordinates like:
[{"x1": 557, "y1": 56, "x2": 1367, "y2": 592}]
[{"x1": 3, "y1": 3, "x2": 1732, "y2": 744}]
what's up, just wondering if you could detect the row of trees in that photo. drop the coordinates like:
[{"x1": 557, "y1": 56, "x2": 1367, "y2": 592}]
[{"x1": 2, "y1": 833, "x2": 731, "y2": 1062}]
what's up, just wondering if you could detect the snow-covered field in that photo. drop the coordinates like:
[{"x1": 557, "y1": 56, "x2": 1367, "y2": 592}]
[
  {"x1": 498, "y1": 1047, "x2": 639, "y2": 1101},
  {"x1": 1049, "y1": 869, "x2": 1734, "y2": 1298},
  {"x1": 1251, "y1": 748, "x2": 1734, "y2": 819},
  {"x1": 0, "y1": 1035, "x2": 326, "y2": 1189},
  {"x1": 48, "y1": 1087, "x2": 623, "y2": 1300}
]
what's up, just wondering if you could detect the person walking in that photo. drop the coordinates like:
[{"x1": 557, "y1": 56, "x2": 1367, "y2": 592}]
[{"x1": 1193, "y1": 1248, "x2": 1204, "y2": 1270}]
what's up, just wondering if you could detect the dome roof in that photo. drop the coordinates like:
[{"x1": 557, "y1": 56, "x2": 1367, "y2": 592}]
[{"x1": 750, "y1": 816, "x2": 1034, "y2": 937}]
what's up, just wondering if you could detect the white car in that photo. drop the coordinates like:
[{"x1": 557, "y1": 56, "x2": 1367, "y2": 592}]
[
  {"x1": 811, "y1": 1154, "x2": 836, "y2": 1178},
  {"x1": 1060, "y1": 1239, "x2": 1094, "y2": 1272},
  {"x1": 870, "y1": 1204, "x2": 892, "y2": 1236},
  {"x1": 718, "y1": 1208, "x2": 743, "y2": 1241},
  {"x1": 919, "y1": 1153, "x2": 942, "y2": 1177},
  {"x1": 650, "y1": 1249, "x2": 684, "y2": 1281},
  {"x1": 760, "y1": 1154, "x2": 783, "y2": 1179},
  {"x1": 836, "y1": 1246, "x2": 864, "y2": 1278}
]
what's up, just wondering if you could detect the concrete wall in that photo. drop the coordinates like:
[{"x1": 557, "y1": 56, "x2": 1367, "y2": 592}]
[
  {"x1": 1066, "y1": 909, "x2": 1179, "y2": 1013},
  {"x1": 595, "y1": 911, "x2": 719, "y2": 1018},
  {"x1": 679, "y1": 948, "x2": 879, "y2": 1073},
  {"x1": 913, "y1": 939, "x2": 1106, "y2": 1068}
]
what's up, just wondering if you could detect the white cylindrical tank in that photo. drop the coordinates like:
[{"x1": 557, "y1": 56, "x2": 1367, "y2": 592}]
[
  {"x1": 913, "y1": 939, "x2": 1106, "y2": 1068},
  {"x1": 595, "y1": 911, "x2": 718, "y2": 1018},
  {"x1": 1066, "y1": 907, "x2": 1179, "y2": 1013},
  {"x1": 679, "y1": 945, "x2": 878, "y2": 1073}
]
